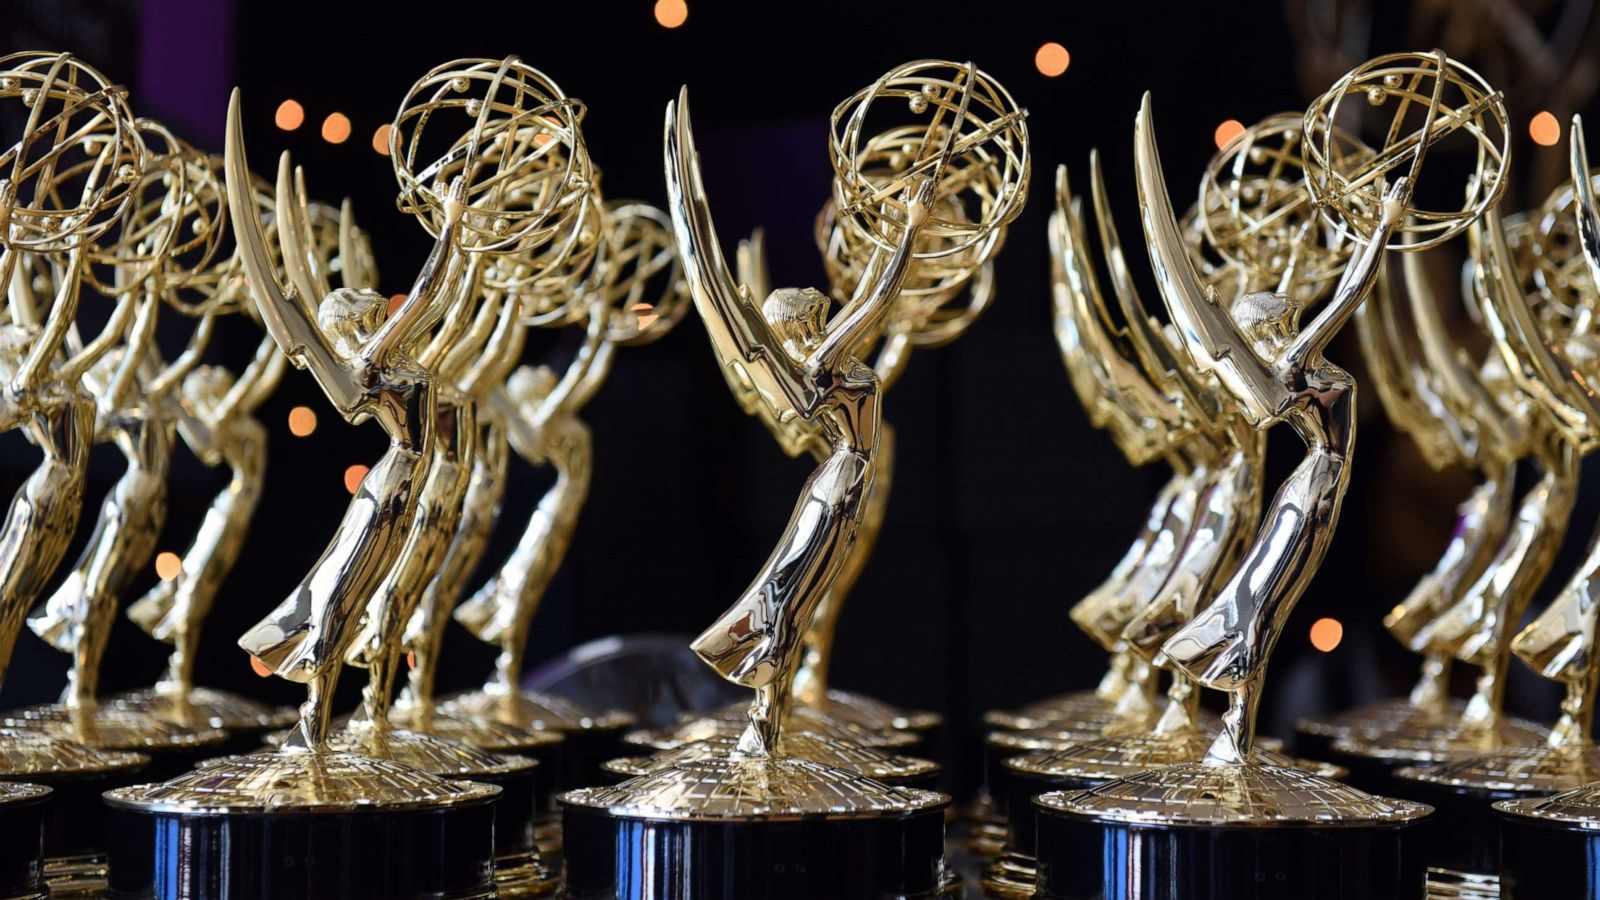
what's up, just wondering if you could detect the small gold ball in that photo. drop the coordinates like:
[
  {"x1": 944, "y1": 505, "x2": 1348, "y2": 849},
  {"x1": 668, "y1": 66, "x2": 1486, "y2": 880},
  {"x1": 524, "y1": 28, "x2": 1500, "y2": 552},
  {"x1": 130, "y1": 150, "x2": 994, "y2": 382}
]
[
  {"x1": 450, "y1": 76, "x2": 469, "y2": 92},
  {"x1": 1366, "y1": 86, "x2": 1386, "y2": 106},
  {"x1": 1382, "y1": 73, "x2": 1404, "y2": 89},
  {"x1": 19, "y1": 88, "x2": 37, "y2": 108},
  {"x1": 465, "y1": 99, "x2": 482, "y2": 116},
  {"x1": 908, "y1": 94, "x2": 928, "y2": 114}
]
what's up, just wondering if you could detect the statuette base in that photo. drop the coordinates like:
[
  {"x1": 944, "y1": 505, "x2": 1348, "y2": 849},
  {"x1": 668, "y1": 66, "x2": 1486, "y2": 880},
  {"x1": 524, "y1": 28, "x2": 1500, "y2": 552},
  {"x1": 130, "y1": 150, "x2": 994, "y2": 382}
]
[
  {"x1": 1033, "y1": 763, "x2": 1431, "y2": 899},
  {"x1": 560, "y1": 752, "x2": 952, "y2": 899},
  {"x1": 101, "y1": 748, "x2": 500, "y2": 900}
]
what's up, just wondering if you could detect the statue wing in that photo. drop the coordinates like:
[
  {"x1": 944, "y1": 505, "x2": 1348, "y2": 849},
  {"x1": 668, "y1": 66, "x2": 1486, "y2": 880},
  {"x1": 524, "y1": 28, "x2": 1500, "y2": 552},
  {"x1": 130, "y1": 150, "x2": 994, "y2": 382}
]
[
  {"x1": 665, "y1": 88, "x2": 827, "y2": 458},
  {"x1": 1134, "y1": 94, "x2": 1293, "y2": 428},
  {"x1": 225, "y1": 90, "x2": 365, "y2": 417}
]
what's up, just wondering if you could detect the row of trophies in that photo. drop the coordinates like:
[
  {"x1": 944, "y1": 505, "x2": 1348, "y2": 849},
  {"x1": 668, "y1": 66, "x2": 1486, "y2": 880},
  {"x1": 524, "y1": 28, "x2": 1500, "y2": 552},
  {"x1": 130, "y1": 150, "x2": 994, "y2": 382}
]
[{"x1": 0, "y1": 39, "x2": 1592, "y2": 900}]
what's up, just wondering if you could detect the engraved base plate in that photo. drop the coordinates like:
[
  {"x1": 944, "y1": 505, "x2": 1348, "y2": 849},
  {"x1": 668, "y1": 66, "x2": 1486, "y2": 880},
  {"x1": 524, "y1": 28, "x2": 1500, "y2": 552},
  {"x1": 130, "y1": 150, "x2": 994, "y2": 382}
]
[{"x1": 1296, "y1": 698, "x2": 1467, "y2": 759}]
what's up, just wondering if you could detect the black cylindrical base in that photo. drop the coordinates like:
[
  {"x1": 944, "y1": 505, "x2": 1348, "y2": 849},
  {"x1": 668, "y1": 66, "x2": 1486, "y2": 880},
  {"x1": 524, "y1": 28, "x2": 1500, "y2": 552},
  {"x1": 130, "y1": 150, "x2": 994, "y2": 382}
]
[
  {"x1": 1498, "y1": 809, "x2": 1600, "y2": 899},
  {"x1": 561, "y1": 801, "x2": 952, "y2": 899},
  {"x1": 102, "y1": 799, "x2": 500, "y2": 900},
  {"x1": 564, "y1": 725, "x2": 629, "y2": 790},
  {"x1": 0, "y1": 787, "x2": 47, "y2": 899},
  {"x1": 1005, "y1": 769, "x2": 1095, "y2": 859},
  {"x1": 1322, "y1": 749, "x2": 1415, "y2": 799},
  {"x1": 1294, "y1": 726, "x2": 1335, "y2": 761},
  {"x1": 1035, "y1": 809, "x2": 1427, "y2": 900},
  {"x1": 5, "y1": 765, "x2": 142, "y2": 869},
  {"x1": 1395, "y1": 778, "x2": 1517, "y2": 883}
]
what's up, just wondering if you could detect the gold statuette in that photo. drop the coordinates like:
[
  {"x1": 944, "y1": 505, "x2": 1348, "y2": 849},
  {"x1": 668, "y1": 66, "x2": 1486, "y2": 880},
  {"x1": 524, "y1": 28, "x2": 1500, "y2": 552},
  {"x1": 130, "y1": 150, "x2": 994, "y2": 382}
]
[
  {"x1": 114, "y1": 168, "x2": 295, "y2": 735},
  {"x1": 102, "y1": 57, "x2": 602, "y2": 900},
  {"x1": 560, "y1": 61, "x2": 1027, "y2": 900},
  {"x1": 1032, "y1": 51, "x2": 1510, "y2": 900},
  {"x1": 0, "y1": 51, "x2": 152, "y2": 896},
  {"x1": 12, "y1": 121, "x2": 229, "y2": 757}
]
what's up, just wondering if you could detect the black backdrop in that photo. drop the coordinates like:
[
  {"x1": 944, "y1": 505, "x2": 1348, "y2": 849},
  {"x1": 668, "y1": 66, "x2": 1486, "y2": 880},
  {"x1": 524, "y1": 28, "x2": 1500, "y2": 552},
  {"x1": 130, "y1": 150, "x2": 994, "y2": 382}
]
[{"x1": 3, "y1": 0, "x2": 1598, "y2": 793}]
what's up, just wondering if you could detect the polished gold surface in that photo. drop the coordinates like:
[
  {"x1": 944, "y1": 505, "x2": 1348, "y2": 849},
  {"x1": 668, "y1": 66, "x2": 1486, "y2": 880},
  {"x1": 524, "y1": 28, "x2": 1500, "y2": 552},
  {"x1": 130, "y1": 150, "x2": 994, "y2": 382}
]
[
  {"x1": 110, "y1": 58, "x2": 597, "y2": 835},
  {"x1": 1030, "y1": 51, "x2": 1503, "y2": 836},
  {"x1": 570, "y1": 62, "x2": 1027, "y2": 828},
  {"x1": 0, "y1": 51, "x2": 166, "y2": 780},
  {"x1": 13, "y1": 114, "x2": 232, "y2": 753},
  {"x1": 1399, "y1": 116, "x2": 1600, "y2": 817},
  {"x1": 103, "y1": 749, "x2": 500, "y2": 813},
  {"x1": 440, "y1": 201, "x2": 681, "y2": 739},
  {"x1": 1148, "y1": 52, "x2": 1506, "y2": 774},
  {"x1": 666, "y1": 61, "x2": 1025, "y2": 758}
]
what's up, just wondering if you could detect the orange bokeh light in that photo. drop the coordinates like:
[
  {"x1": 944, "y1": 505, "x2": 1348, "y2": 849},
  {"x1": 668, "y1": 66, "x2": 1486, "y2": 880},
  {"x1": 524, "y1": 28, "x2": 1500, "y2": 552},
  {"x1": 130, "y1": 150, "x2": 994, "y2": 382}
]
[
  {"x1": 287, "y1": 406, "x2": 317, "y2": 437},
  {"x1": 274, "y1": 99, "x2": 304, "y2": 131},
  {"x1": 1309, "y1": 618, "x2": 1344, "y2": 653},
  {"x1": 155, "y1": 551, "x2": 182, "y2": 581},
  {"x1": 1530, "y1": 111, "x2": 1562, "y2": 147},
  {"x1": 344, "y1": 464, "x2": 370, "y2": 494},
  {"x1": 654, "y1": 0, "x2": 687, "y2": 28},
  {"x1": 1214, "y1": 119, "x2": 1246, "y2": 150},
  {"x1": 372, "y1": 123, "x2": 392, "y2": 156},
  {"x1": 1035, "y1": 43, "x2": 1070, "y2": 77},
  {"x1": 321, "y1": 112, "x2": 351, "y2": 144}
]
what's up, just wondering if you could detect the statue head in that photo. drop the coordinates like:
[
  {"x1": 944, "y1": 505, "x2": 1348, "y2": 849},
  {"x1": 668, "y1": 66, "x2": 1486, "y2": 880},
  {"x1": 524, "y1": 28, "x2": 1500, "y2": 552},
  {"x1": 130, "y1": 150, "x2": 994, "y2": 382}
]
[
  {"x1": 317, "y1": 288, "x2": 388, "y2": 358},
  {"x1": 762, "y1": 287, "x2": 829, "y2": 359},
  {"x1": 181, "y1": 364, "x2": 236, "y2": 416}
]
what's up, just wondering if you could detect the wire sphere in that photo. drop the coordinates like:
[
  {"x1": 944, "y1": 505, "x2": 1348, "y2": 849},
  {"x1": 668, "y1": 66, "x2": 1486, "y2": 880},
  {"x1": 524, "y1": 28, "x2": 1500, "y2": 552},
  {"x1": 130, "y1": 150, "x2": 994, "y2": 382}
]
[
  {"x1": 87, "y1": 120, "x2": 227, "y2": 308},
  {"x1": 1303, "y1": 50, "x2": 1510, "y2": 252},
  {"x1": 1525, "y1": 168, "x2": 1600, "y2": 319},
  {"x1": 1200, "y1": 112, "x2": 1365, "y2": 290},
  {"x1": 487, "y1": 185, "x2": 605, "y2": 327},
  {"x1": 829, "y1": 60, "x2": 1029, "y2": 260},
  {"x1": 597, "y1": 201, "x2": 687, "y2": 346},
  {"x1": 0, "y1": 51, "x2": 143, "y2": 253},
  {"x1": 391, "y1": 56, "x2": 592, "y2": 254},
  {"x1": 1180, "y1": 201, "x2": 1246, "y2": 303},
  {"x1": 815, "y1": 195, "x2": 997, "y2": 347}
]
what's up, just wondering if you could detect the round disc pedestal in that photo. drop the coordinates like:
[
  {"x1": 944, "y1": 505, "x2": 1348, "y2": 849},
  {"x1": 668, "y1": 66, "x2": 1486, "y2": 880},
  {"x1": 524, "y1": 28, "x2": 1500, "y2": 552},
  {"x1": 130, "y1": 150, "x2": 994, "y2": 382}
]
[
  {"x1": 317, "y1": 726, "x2": 554, "y2": 898},
  {"x1": 4, "y1": 703, "x2": 227, "y2": 783},
  {"x1": 0, "y1": 783, "x2": 50, "y2": 900},
  {"x1": 113, "y1": 686, "x2": 296, "y2": 756},
  {"x1": 0, "y1": 728, "x2": 148, "y2": 897},
  {"x1": 984, "y1": 735, "x2": 1346, "y2": 898},
  {"x1": 560, "y1": 754, "x2": 956, "y2": 899},
  {"x1": 1294, "y1": 698, "x2": 1465, "y2": 760},
  {"x1": 102, "y1": 749, "x2": 501, "y2": 900},
  {"x1": 602, "y1": 730, "x2": 940, "y2": 791},
  {"x1": 1496, "y1": 782, "x2": 1600, "y2": 899},
  {"x1": 440, "y1": 688, "x2": 632, "y2": 789},
  {"x1": 1033, "y1": 762, "x2": 1431, "y2": 900},
  {"x1": 1394, "y1": 745, "x2": 1600, "y2": 899}
]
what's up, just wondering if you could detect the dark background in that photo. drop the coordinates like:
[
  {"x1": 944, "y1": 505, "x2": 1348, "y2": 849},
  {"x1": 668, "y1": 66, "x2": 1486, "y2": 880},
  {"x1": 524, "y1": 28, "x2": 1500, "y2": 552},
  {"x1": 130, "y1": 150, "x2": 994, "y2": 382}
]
[{"x1": 4, "y1": 0, "x2": 1600, "y2": 793}]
